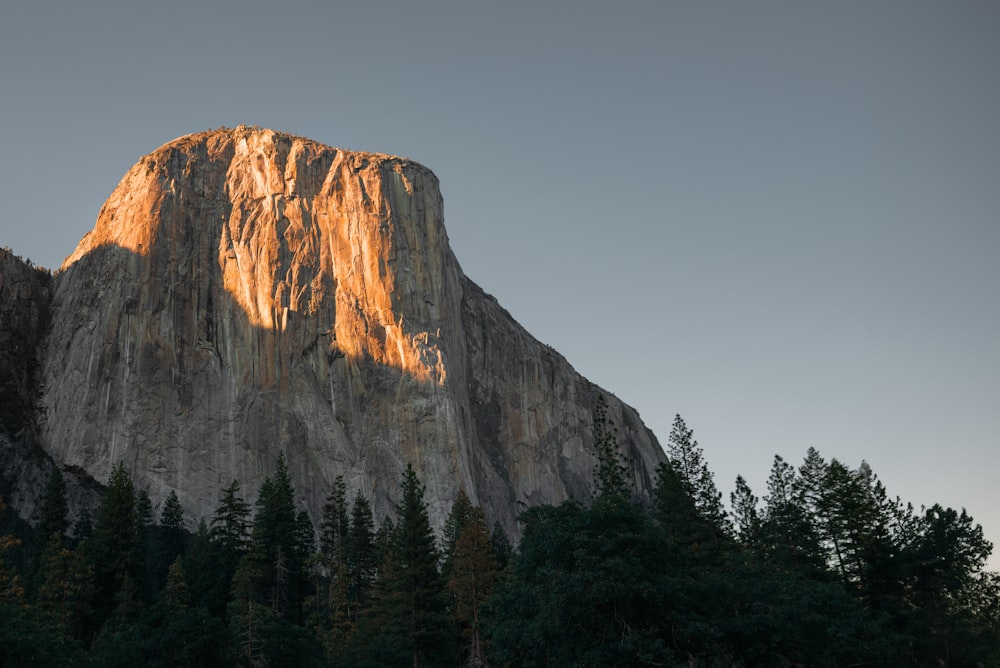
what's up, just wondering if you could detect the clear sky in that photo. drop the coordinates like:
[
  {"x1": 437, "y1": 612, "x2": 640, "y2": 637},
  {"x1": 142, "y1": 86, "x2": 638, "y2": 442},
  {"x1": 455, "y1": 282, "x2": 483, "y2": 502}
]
[{"x1": 2, "y1": 1, "x2": 998, "y2": 565}]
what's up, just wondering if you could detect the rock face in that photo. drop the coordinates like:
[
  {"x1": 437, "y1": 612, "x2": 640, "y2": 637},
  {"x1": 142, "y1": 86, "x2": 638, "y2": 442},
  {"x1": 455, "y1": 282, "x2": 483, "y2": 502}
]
[
  {"x1": 0, "y1": 249, "x2": 53, "y2": 511},
  {"x1": 0, "y1": 249, "x2": 101, "y2": 521},
  {"x1": 34, "y1": 127, "x2": 664, "y2": 534}
]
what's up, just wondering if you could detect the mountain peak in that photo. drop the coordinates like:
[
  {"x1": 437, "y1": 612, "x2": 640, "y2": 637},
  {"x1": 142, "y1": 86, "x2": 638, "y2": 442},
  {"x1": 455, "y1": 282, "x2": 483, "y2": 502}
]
[{"x1": 23, "y1": 129, "x2": 665, "y2": 534}]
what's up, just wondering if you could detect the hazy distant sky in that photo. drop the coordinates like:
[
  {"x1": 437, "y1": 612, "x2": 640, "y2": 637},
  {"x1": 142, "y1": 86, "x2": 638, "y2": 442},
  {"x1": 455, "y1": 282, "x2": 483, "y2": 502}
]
[{"x1": 2, "y1": 1, "x2": 998, "y2": 564}]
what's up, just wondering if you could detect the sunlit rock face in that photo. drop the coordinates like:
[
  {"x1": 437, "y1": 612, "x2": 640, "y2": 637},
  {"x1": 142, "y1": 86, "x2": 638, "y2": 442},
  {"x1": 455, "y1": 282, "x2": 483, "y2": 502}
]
[{"x1": 41, "y1": 127, "x2": 665, "y2": 533}]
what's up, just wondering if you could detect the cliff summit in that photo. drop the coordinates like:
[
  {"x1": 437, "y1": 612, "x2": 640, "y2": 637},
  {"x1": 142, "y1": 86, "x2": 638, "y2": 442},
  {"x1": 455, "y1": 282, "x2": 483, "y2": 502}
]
[{"x1": 8, "y1": 126, "x2": 665, "y2": 535}]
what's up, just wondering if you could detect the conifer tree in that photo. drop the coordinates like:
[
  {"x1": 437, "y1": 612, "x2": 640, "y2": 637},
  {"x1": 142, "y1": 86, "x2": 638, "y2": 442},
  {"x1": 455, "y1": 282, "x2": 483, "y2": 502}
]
[
  {"x1": 211, "y1": 480, "x2": 252, "y2": 562},
  {"x1": 321, "y1": 559, "x2": 355, "y2": 663},
  {"x1": 374, "y1": 515, "x2": 395, "y2": 568},
  {"x1": 252, "y1": 452, "x2": 309, "y2": 622},
  {"x1": 161, "y1": 490, "x2": 184, "y2": 531},
  {"x1": 91, "y1": 462, "x2": 140, "y2": 623},
  {"x1": 730, "y1": 474, "x2": 761, "y2": 546},
  {"x1": 652, "y1": 461, "x2": 716, "y2": 560},
  {"x1": 795, "y1": 446, "x2": 827, "y2": 517},
  {"x1": 490, "y1": 521, "x2": 513, "y2": 570},
  {"x1": 447, "y1": 505, "x2": 498, "y2": 667},
  {"x1": 184, "y1": 519, "x2": 230, "y2": 617},
  {"x1": 346, "y1": 490, "x2": 376, "y2": 618},
  {"x1": 666, "y1": 414, "x2": 728, "y2": 532},
  {"x1": 36, "y1": 534, "x2": 95, "y2": 642},
  {"x1": 320, "y1": 476, "x2": 349, "y2": 571},
  {"x1": 372, "y1": 463, "x2": 454, "y2": 666},
  {"x1": 442, "y1": 488, "x2": 474, "y2": 574},
  {"x1": 228, "y1": 552, "x2": 272, "y2": 667},
  {"x1": 593, "y1": 394, "x2": 628, "y2": 501},
  {"x1": 760, "y1": 454, "x2": 824, "y2": 570},
  {"x1": 163, "y1": 555, "x2": 189, "y2": 609},
  {"x1": 294, "y1": 511, "x2": 316, "y2": 571},
  {"x1": 152, "y1": 490, "x2": 188, "y2": 589}
]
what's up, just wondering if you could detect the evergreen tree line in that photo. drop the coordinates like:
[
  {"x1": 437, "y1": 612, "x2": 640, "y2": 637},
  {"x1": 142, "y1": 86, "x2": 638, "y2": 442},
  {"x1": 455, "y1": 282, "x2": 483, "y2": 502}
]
[
  {"x1": 0, "y1": 453, "x2": 511, "y2": 667},
  {"x1": 1, "y1": 401, "x2": 998, "y2": 666}
]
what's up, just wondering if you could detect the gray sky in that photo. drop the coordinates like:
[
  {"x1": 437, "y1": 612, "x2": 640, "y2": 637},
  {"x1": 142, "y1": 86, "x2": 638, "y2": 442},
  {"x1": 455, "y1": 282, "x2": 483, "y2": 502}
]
[{"x1": 3, "y1": 1, "x2": 998, "y2": 564}]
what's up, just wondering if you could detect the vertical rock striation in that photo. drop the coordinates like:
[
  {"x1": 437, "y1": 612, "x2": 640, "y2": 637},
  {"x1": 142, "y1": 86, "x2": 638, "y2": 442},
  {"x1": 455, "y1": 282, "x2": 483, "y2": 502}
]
[{"x1": 38, "y1": 127, "x2": 664, "y2": 534}]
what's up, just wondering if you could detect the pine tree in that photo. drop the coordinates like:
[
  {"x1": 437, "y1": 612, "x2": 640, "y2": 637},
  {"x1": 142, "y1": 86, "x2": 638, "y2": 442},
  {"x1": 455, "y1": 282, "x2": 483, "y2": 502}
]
[
  {"x1": 730, "y1": 475, "x2": 761, "y2": 547},
  {"x1": 760, "y1": 454, "x2": 824, "y2": 571},
  {"x1": 593, "y1": 394, "x2": 628, "y2": 501},
  {"x1": 251, "y1": 452, "x2": 307, "y2": 622},
  {"x1": 447, "y1": 505, "x2": 497, "y2": 667},
  {"x1": 163, "y1": 555, "x2": 189, "y2": 610},
  {"x1": 320, "y1": 476, "x2": 349, "y2": 571},
  {"x1": 372, "y1": 464, "x2": 454, "y2": 666},
  {"x1": 322, "y1": 559, "x2": 355, "y2": 663},
  {"x1": 161, "y1": 490, "x2": 184, "y2": 531},
  {"x1": 151, "y1": 554, "x2": 231, "y2": 666},
  {"x1": 374, "y1": 515, "x2": 395, "y2": 568},
  {"x1": 228, "y1": 552, "x2": 272, "y2": 668},
  {"x1": 90, "y1": 462, "x2": 140, "y2": 624},
  {"x1": 666, "y1": 414, "x2": 729, "y2": 532},
  {"x1": 294, "y1": 511, "x2": 316, "y2": 570},
  {"x1": 346, "y1": 490, "x2": 376, "y2": 619},
  {"x1": 152, "y1": 490, "x2": 188, "y2": 591},
  {"x1": 652, "y1": 461, "x2": 716, "y2": 560},
  {"x1": 184, "y1": 519, "x2": 229, "y2": 618},
  {"x1": 442, "y1": 488, "x2": 474, "y2": 574},
  {"x1": 490, "y1": 521, "x2": 513, "y2": 571},
  {"x1": 211, "y1": 479, "x2": 252, "y2": 567},
  {"x1": 36, "y1": 534, "x2": 95, "y2": 641},
  {"x1": 795, "y1": 446, "x2": 827, "y2": 517}
]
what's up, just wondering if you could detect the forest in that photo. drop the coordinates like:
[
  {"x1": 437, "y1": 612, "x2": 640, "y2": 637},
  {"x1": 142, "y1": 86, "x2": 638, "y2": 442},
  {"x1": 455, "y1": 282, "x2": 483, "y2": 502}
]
[{"x1": 1, "y1": 397, "x2": 998, "y2": 667}]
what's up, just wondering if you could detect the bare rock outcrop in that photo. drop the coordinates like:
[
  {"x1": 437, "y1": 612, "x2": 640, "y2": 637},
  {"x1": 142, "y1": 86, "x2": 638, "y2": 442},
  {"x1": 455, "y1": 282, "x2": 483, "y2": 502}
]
[
  {"x1": 37, "y1": 127, "x2": 664, "y2": 534},
  {"x1": 0, "y1": 249, "x2": 101, "y2": 522}
]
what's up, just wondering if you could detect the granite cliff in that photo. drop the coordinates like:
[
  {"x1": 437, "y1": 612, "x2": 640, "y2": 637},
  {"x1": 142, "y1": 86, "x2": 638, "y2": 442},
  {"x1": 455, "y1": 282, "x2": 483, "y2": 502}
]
[{"x1": 7, "y1": 127, "x2": 665, "y2": 535}]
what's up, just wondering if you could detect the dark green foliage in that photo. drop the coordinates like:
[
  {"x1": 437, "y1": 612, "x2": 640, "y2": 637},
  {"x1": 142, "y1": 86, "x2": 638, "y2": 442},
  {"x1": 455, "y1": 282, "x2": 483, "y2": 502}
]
[
  {"x1": 345, "y1": 490, "x2": 376, "y2": 617},
  {"x1": 362, "y1": 464, "x2": 454, "y2": 666},
  {"x1": 2, "y1": 423, "x2": 997, "y2": 666},
  {"x1": 665, "y1": 414, "x2": 729, "y2": 532},
  {"x1": 897, "y1": 504, "x2": 998, "y2": 665},
  {"x1": 90, "y1": 462, "x2": 142, "y2": 626},
  {"x1": 143, "y1": 588, "x2": 231, "y2": 665},
  {"x1": 487, "y1": 499, "x2": 675, "y2": 667},
  {"x1": 0, "y1": 600, "x2": 86, "y2": 666},
  {"x1": 489, "y1": 521, "x2": 512, "y2": 570},
  {"x1": 729, "y1": 474, "x2": 760, "y2": 546},
  {"x1": 447, "y1": 505, "x2": 497, "y2": 666},
  {"x1": 593, "y1": 394, "x2": 629, "y2": 500},
  {"x1": 653, "y1": 460, "x2": 721, "y2": 563},
  {"x1": 184, "y1": 520, "x2": 229, "y2": 617},
  {"x1": 320, "y1": 475, "x2": 349, "y2": 570},
  {"x1": 160, "y1": 491, "x2": 188, "y2": 560},
  {"x1": 759, "y1": 454, "x2": 825, "y2": 571},
  {"x1": 36, "y1": 533, "x2": 95, "y2": 642},
  {"x1": 373, "y1": 515, "x2": 394, "y2": 568},
  {"x1": 441, "y1": 487, "x2": 474, "y2": 574},
  {"x1": 146, "y1": 490, "x2": 188, "y2": 594},
  {"x1": 251, "y1": 452, "x2": 308, "y2": 622},
  {"x1": 161, "y1": 490, "x2": 184, "y2": 531},
  {"x1": 211, "y1": 479, "x2": 252, "y2": 557}
]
